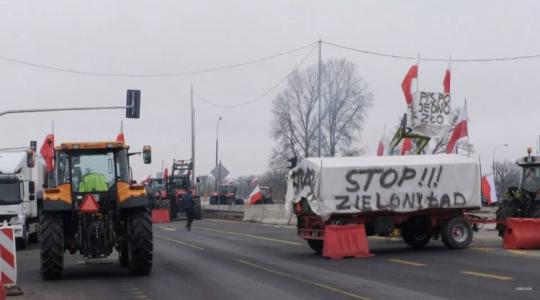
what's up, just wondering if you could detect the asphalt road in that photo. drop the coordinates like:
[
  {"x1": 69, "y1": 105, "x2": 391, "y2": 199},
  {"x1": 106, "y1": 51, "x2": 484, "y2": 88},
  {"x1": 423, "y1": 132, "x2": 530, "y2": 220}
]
[{"x1": 14, "y1": 219, "x2": 540, "y2": 300}]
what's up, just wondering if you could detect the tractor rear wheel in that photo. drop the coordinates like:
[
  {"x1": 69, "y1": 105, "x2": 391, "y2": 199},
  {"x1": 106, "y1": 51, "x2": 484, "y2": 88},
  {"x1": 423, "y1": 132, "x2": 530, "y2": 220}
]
[
  {"x1": 40, "y1": 212, "x2": 64, "y2": 280},
  {"x1": 119, "y1": 244, "x2": 129, "y2": 267},
  {"x1": 496, "y1": 200, "x2": 517, "y2": 237},
  {"x1": 127, "y1": 208, "x2": 153, "y2": 276},
  {"x1": 441, "y1": 217, "x2": 472, "y2": 249}
]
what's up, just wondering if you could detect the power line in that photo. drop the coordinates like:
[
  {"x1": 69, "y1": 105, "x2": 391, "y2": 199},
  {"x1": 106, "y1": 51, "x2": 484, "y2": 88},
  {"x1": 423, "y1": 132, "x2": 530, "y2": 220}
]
[
  {"x1": 197, "y1": 44, "x2": 317, "y2": 108},
  {"x1": 323, "y1": 41, "x2": 540, "y2": 62},
  {"x1": 0, "y1": 42, "x2": 317, "y2": 77}
]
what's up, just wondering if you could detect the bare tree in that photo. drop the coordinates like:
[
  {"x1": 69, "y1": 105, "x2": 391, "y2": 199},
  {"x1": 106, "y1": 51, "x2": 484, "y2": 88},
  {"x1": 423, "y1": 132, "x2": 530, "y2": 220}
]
[
  {"x1": 321, "y1": 59, "x2": 373, "y2": 156},
  {"x1": 271, "y1": 58, "x2": 373, "y2": 161},
  {"x1": 494, "y1": 160, "x2": 521, "y2": 197}
]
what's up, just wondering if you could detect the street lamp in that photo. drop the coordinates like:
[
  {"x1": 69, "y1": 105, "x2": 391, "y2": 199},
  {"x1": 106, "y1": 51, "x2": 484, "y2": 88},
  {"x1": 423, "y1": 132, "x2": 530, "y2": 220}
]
[
  {"x1": 492, "y1": 143, "x2": 509, "y2": 197},
  {"x1": 215, "y1": 117, "x2": 222, "y2": 192}
]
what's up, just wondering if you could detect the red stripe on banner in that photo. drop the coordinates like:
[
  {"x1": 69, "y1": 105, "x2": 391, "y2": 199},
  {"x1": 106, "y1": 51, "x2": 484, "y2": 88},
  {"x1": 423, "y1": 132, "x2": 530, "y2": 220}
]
[
  {"x1": 1, "y1": 272, "x2": 14, "y2": 284},
  {"x1": 1, "y1": 228, "x2": 14, "y2": 241},
  {"x1": 0, "y1": 244, "x2": 15, "y2": 269}
]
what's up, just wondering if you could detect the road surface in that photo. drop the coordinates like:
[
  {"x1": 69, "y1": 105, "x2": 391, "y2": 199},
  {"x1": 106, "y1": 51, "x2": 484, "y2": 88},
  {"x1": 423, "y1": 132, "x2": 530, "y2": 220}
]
[{"x1": 15, "y1": 219, "x2": 540, "y2": 300}]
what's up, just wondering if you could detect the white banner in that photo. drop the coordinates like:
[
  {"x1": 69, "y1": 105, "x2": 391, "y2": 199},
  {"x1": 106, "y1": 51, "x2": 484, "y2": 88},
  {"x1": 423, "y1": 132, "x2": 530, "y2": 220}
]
[
  {"x1": 410, "y1": 91, "x2": 452, "y2": 137},
  {"x1": 286, "y1": 155, "x2": 481, "y2": 219}
]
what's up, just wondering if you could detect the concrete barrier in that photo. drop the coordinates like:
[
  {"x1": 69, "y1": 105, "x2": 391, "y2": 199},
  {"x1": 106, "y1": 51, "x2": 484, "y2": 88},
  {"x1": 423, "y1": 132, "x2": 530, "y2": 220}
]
[
  {"x1": 201, "y1": 204, "x2": 245, "y2": 221},
  {"x1": 243, "y1": 204, "x2": 296, "y2": 226}
]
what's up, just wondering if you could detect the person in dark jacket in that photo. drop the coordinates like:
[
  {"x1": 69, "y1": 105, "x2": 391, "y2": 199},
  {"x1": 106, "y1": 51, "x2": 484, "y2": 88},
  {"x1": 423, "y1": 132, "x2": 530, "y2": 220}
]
[{"x1": 183, "y1": 189, "x2": 195, "y2": 231}]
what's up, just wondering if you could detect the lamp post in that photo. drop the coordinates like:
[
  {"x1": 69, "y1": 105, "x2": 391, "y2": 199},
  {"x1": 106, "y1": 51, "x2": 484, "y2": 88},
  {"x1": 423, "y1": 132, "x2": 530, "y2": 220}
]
[
  {"x1": 215, "y1": 117, "x2": 222, "y2": 192},
  {"x1": 492, "y1": 143, "x2": 509, "y2": 197}
]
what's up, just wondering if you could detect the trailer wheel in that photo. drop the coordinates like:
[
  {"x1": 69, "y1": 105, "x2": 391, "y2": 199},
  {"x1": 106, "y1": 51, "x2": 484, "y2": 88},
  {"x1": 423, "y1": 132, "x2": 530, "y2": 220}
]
[
  {"x1": 401, "y1": 218, "x2": 431, "y2": 249},
  {"x1": 441, "y1": 217, "x2": 472, "y2": 250},
  {"x1": 127, "y1": 208, "x2": 153, "y2": 276},
  {"x1": 40, "y1": 212, "x2": 64, "y2": 280},
  {"x1": 495, "y1": 200, "x2": 517, "y2": 237},
  {"x1": 307, "y1": 240, "x2": 324, "y2": 254}
]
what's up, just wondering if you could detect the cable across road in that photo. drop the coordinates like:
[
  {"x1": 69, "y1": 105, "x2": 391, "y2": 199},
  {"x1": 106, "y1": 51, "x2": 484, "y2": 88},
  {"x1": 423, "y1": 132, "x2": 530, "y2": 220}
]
[
  {"x1": 197, "y1": 44, "x2": 318, "y2": 108},
  {"x1": 0, "y1": 42, "x2": 317, "y2": 78}
]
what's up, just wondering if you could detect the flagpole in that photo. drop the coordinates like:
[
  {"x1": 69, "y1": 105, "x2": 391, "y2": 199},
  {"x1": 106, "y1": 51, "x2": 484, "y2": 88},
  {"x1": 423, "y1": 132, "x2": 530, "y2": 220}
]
[{"x1": 465, "y1": 98, "x2": 471, "y2": 156}]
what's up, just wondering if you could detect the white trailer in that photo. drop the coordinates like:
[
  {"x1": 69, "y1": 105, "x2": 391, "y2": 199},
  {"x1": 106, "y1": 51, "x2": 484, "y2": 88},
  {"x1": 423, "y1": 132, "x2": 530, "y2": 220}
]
[{"x1": 0, "y1": 150, "x2": 44, "y2": 249}]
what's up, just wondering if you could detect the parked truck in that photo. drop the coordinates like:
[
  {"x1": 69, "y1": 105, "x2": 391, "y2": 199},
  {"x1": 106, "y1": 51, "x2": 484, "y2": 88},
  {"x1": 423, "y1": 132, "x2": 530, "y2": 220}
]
[
  {"x1": 0, "y1": 146, "x2": 44, "y2": 249},
  {"x1": 40, "y1": 141, "x2": 153, "y2": 279},
  {"x1": 287, "y1": 155, "x2": 481, "y2": 254}
]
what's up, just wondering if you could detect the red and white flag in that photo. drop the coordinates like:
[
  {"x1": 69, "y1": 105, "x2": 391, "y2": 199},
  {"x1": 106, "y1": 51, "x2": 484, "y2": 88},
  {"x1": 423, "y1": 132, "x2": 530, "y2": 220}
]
[
  {"x1": 443, "y1": 59, "x2": 451, "y2": 94},
  {"x1": 163, "y1": 168, "x2": 169, "y2": 179},
  {"x1": 481, "y1": 175, "x2": 498, "y2": 205},
  {"x1": 400, "y1": 138, "x2": 412, "y2": 155},
  {"x1": 401, "y1": 64, "x2": 418, "y2": 106},
  {"x1": 251, "y1": 177, "x2": 259, "y2": 186},
  {"x1": 116, "y1": 121, "x2": 125, "y2": 143},
  {"x1": 376, "y1": 140, "x2": 385, "y2": 156},
  {"x1": 249, "y1": 185, "x2": 263, "y2": 205},
  {"x1": 40, "y1": 134, "x2": 55, "y2": 172},
  {"x1": 447, "y1": 103, "x2": 468, "y2": 154}
]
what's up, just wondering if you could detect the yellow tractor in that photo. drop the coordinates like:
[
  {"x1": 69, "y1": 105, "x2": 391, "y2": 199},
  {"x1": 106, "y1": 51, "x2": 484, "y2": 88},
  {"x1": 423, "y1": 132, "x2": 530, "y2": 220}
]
[{"x1": 40, "y1": 141, "x2": 152, "y2": 279}]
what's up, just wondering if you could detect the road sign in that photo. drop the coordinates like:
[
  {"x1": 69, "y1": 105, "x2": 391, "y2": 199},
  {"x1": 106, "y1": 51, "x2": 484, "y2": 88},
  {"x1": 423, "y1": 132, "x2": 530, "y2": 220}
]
[{"x1": 211, "y1": 164, "x2": 229, "y2": 180}]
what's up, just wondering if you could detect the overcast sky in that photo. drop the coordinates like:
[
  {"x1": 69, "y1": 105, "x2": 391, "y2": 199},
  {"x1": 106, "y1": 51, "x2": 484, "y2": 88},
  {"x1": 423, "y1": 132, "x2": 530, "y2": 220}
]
[{"x1": 1, "y1": 1, "x2": 539, "y2": 179}]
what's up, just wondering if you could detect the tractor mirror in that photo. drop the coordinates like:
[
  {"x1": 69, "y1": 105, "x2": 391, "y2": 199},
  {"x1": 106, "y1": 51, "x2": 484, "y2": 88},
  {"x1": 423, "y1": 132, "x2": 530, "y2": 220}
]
[
  {"x1": 30, "y1": 140, "x2": 37, "y2": 152},
  {"x1": 143, "y1": 145, "x2": 152, "y2": 164},
  {"x1": 287, "y1": 157, "x2": 297, "y2": 169},
  {"x1": 196, "y1": 177, "x2": 201, "y2": 183},
  {"x1": 126, "y1": 89, "x2": 141, "y2": 119},
  {"x1": 26, "y1": 150, "x2": 35, "y2": 168}
]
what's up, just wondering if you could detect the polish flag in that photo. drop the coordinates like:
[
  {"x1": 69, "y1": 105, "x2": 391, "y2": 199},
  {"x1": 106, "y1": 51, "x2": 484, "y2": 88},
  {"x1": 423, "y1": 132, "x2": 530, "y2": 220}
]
[
  {"x1": 249, "y1": 185, "x2": 263, "y2": 205},
  {"x1": 443, "y1": 61, "x2": 451, "y2": 94},
  {"x1": 251, "y1": 177, "x2": 259, "y2": 186},
  {"x1": 116, "y1": 122, "x2": 125, "y2": 143},
  {"x1": 447, "y1": 104, "x2": 468, "y2": 154},
  {"x1": 376, "y1": 140, "x2": 385, "y2": 156},
  {"x1": 401, "y1": 64, "x2": 418, "y2": 106},
  {"x1": 40, "y1": 134, "x2": 55, "y2": 172},
  {"x1": 163, "y1": 168, "x2": 169, "y2": 179},
  {"x1": 400, "y1": 138, "x2": 412, "y2": 155},
  {"x1": 481, "y1": 175, "x2": 498, "y2": 205}
]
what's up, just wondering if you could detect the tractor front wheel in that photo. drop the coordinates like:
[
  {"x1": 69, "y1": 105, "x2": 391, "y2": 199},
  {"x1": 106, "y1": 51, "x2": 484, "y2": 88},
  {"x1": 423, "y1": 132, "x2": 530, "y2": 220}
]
[
  {"x1": 127, "y1": 208, "x2": 153, "y2": 276},
  {"x1": 307, "y1": 239, "x2": 324, "y2": 254},
  {"x1": 40, "y1": 212, "x2": 64, "y2": 280}
]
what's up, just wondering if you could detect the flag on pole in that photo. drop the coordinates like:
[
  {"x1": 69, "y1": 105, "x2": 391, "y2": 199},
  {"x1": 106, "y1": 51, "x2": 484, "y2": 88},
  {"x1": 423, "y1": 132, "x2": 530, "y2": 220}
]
[
  {"x1": 447, "y1": 102, "x2": 468, "y2": 154},
  {"x1": 163, "y1": 168, "x2": 169, "y2": 179},
  {"x1": 400, "y1": 138, "x2": 412, "y2": 155},
  {"x1": 116, "y1": 121, "x2": 125, "y2": 143},
  {"x1": 376, "y1": 140, "x2": 385, "y2": 156},
  {"x1": 40, "y1": 134, "x2": 55, "y2": 172},
  {"x1": 248, "y1": 185, "x2": 263, "y2": 205},
  {"x1": 251, "y1": 177, "x2": 258, "y2": 186},
  {"x1": 443, "y1": 58, "x2": 451, "y2": 94},
  {"x1": 401, "y1": 65, "x2": 418, "y2": 106},
  {"x1": 481, "y1": 175, "x2": 498, "y2": 205}
]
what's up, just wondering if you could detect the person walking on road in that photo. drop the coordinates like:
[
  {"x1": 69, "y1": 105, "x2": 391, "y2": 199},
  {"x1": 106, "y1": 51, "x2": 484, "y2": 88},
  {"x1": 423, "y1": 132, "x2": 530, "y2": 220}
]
[{"x1": 183, "y1": 189, "x2": 195, "y2": 231}]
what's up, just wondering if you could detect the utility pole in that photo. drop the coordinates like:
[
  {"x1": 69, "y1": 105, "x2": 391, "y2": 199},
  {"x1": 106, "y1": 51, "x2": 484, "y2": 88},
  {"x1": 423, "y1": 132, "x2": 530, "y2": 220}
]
[
  {"x1": 214, "y1": 117, "x2": 222, "y2": 192},
  {"x1": 191, "y1": 84, "x2": 196, "y2": 187},
  {"x1": 318, "y1": 39, "x2": 322, "y2": 157}
]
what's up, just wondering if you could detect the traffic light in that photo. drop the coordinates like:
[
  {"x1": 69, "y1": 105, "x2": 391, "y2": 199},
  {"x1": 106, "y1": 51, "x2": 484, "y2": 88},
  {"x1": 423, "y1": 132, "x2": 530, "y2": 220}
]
[{"x1": 126, "y1": 89, "x2": 141, "y2": 119}]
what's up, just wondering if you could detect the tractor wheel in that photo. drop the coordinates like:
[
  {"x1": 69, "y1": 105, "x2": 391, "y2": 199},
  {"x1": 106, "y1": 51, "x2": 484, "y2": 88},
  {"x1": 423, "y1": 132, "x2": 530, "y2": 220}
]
[
  {"x1": 40, "y1": 212, "x2": 64, "y2": 280},
  {"x1": 127, "y1": 208, "x2": 153, "y2": 276},
  {"x1": 401, "y1": 217, "x2": 431, "y2": 249},
  {"x1": 441, "y1": 217, "x2": 472, "y2": 250},
  {"x1": 307, "y1": 239, "x2": 324, "y2": 254},
  {"x1": 495, "y1": 200, "x2": 517, "y2": 237},
  {"x1": 119, "y1": 244, "x2": 129, "y2": 267}
]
